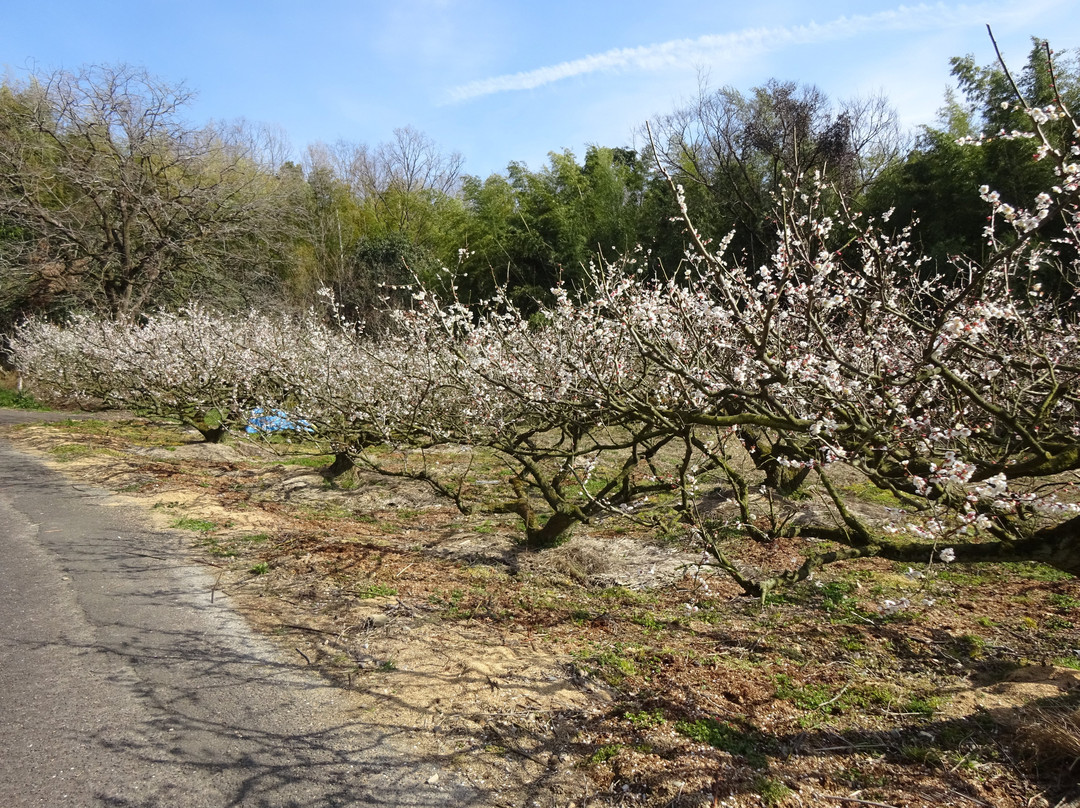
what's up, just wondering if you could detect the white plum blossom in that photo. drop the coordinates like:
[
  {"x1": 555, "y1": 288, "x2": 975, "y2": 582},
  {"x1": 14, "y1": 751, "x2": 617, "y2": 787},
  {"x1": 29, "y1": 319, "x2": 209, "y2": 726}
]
[{"x1": 11, "y1": 88, "x2": 1080, "y2": 586}]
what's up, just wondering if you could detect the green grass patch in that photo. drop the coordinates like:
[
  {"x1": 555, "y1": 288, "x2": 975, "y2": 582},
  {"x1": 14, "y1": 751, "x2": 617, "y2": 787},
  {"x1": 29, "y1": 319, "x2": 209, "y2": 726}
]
[
  {"x1": 47, "y1": 443, "x2": 98, "y2": 462},
  {"x1": 934, "y1": 567, "x2": 999, "y2": 587},
  {"x1": 279, "y1": 454, "x2": 335, "y2": 467},
  {"x1": 624, "y1": 708, "x2": 666, "y2": 729},
  {"x1": 0, "y1": 388, "x2": 49, "y2": 410},
  {"x1": 600, "y1": 586, "x2": 657, "y2": 606},
  {"x1": 999, "y1": 561, "x2": 1073, "y2": 582},
  {"x1": 587, "y1": 744, "x2": 622, "y2": 764},
  {"x1": 430, "y1": 588, "x2": 474, "y2": 618},
  {"x1": 1049, "y1": 593, "x2": 1080, "y2": 612},
  {"x1": 40, "y1": 418, "x2": 183, "y2": 448},
  {"x1": 774, "y1": 674, "x2": 892, "y2": 715},
  {"x1": 898, "y1": 742, "x2": 943, "y2": 766},
  {"x1": 353, "y1": 582, "x2": 398, "y2": 599},
  {"x1": 818, "y1": 580, "x2": 875, "y2": 622},
  {"x1": 845, "y1": 481, "x2": 902, "y2": 506},
  {"x1": 171, "y1": 517, "x2": 217, "y2": 533},
  {"x1": 197, "y1": 536, "x2": 235, "y2": 557},
  {"x1": 755, "y1": 776, "x2": 793, "y2": 806},
  {"x1": 906, "y1": 694, "x2": 945, "y2": 717},
  {"x1": 631, "y1": 611, "x2": 664, "y2": 630},
  {"x1": 775, "y1": 674, "x2": 837, "y2": 711},
  {"x1": 674, "y1": 717, "x2": 770, "y2": 766},
  {"x1": 592, "y1": 649, "x2": 638, "y2": 683},
  {"x1": 838, "y1": 634, "x2": 865, "y2": 652},
  {"x1": 249, "y1": 562, "x2": 270, "y2": 575}
]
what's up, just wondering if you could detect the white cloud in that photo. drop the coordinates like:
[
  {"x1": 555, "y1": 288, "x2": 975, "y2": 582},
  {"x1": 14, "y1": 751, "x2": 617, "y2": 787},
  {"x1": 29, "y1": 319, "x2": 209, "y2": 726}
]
[{"x1": 445, "y1": 0, "x2": 1063, "y2": 103}]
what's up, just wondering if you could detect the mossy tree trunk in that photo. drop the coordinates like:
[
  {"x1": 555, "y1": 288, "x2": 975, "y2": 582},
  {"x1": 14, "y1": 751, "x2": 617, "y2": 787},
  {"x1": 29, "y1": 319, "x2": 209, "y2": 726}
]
[{"x1": 324, "y1": 451, "x2": 356, "y2": 478}]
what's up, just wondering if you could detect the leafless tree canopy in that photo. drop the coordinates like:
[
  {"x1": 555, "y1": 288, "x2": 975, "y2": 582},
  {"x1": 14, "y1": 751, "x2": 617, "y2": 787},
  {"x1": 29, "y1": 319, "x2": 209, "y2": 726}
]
[
  {"x1": 306, "y1": 126, "x2": 463, "y2": 234},
  {"x1": 0, "y1": 63, "x2": 296, "y2": 319},
  {"x1": 647, "y1": 79, "x2": 907, "y2": 260}
]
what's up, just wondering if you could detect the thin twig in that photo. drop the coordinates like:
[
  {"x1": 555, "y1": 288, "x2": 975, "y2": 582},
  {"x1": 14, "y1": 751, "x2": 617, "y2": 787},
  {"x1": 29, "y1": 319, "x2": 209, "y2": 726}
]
[
  {"x1": 987, "y1": 25, "x2": 1030, "y2": 108},
  {"x1": 814, "y1": 795, "x2": 901, "y2": 808},
  {"x1": 281, "y1": 622, "x2": 336, "y2": 635},
  {"x1": 813, "y1": 744, "x2": 889, "y2": 752},
  {"x1": 945, "y1": 788, "x2": 992, "y2": 807},
  {"x1": 816, "y1": 682, "x2": 852, "y2": 712}
]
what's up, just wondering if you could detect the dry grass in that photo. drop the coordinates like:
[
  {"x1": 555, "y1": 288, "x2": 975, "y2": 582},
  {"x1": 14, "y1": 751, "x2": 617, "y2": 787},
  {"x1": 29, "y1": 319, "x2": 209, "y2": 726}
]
[{"x1": 1012, "y1": 706, "x2": 1080, "y2": 770}]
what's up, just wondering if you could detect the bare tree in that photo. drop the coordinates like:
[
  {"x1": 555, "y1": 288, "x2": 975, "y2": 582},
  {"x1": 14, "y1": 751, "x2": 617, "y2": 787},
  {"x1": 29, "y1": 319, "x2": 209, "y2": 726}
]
[
  {"x1": 0, "y1": 63, "x2": 295, "y2": 318},
  {"x1": 305, "y1": 127, "x2": 463, "y2": 236},
  {"x1": 647, "y1": 79, "x2": 906, "y2": 263},
  {"x1": 843, "y1": 91, "x2": 909, "y2": 191},
  {"x1": 355, "y1": 126, "x2": 464, "y2": 237},
  {"x1": 294, "y1": 129, "x2": 462, "y2": 320},
  {"x1": 368, "y1": 126, "x2": 463, "y2": 195}
]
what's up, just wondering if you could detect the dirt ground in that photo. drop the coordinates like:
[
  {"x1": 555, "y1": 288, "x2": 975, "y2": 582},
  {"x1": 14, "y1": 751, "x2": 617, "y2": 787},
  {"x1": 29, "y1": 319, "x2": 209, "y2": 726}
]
[{"x1": 4, "y1": 414, "x2": 1080, "y2": 808}]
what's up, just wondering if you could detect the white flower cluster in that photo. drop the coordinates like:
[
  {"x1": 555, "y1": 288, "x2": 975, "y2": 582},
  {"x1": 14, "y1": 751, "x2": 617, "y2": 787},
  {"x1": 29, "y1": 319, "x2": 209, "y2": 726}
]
[{"x1": 10, "y1": 116, "x2": 1080, "y2": 568}]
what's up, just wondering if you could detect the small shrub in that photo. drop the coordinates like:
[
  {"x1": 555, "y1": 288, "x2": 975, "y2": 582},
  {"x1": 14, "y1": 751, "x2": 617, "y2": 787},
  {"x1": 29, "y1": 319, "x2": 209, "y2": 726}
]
[
  {"x1": 588, "y1": 744, "x2": 622, "y2": 764},
  {"x1": 570, "y1": 608, "x2": 591, "y2": 624},
  {"x1": 1012, "y1": 707, "x2": 1080, "y2": 768},
  {"x1": 955, "y1": 634, "x2": 987, "y2": 660},
  {"x1": 624, "y1": 708, "x2": 665, "y2": 729},
  {"x1": 755, "y1": 776, "x2": 792, "y2": 806}
]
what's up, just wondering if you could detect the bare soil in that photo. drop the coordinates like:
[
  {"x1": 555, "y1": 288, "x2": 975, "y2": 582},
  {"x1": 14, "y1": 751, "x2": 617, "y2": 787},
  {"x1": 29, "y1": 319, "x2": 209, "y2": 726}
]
[{"x1": 4, "y1": 414, "x2": 1080, "y2": 808}]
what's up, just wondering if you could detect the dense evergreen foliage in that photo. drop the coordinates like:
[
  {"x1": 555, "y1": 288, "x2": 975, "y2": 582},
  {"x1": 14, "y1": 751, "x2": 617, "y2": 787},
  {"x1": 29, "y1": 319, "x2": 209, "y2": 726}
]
[{"x1": 864, "y1": 40, "x2": 1080, "y2": 283}]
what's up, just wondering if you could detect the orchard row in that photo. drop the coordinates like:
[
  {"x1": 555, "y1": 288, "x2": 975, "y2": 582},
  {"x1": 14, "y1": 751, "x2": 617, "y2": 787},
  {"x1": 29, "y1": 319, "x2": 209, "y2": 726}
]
[{"x1": 13, "y1": 109, "x2": 1080, "y2": 590}]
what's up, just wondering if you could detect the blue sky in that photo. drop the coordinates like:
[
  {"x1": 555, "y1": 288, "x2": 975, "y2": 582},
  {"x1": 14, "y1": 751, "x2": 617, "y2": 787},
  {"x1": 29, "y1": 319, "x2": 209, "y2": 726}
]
[{"x1": 3, "y1": 1, "x2": 1078, "y2": 179}]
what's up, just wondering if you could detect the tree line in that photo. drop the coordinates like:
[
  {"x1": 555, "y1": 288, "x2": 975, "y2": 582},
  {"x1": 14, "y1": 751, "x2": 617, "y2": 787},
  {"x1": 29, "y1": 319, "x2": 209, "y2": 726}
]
[{"x1": 1, "y1": 39, "x2": 1076, "y2": 333}]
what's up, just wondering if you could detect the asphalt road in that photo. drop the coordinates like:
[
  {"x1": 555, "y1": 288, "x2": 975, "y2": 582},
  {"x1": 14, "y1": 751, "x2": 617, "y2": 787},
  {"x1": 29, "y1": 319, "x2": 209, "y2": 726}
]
[{"x1": 0, "y1": 411, "x2": 478, "y2": 807}]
